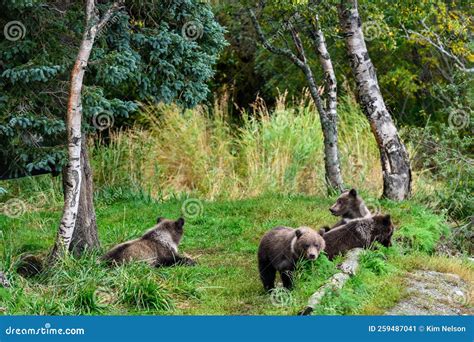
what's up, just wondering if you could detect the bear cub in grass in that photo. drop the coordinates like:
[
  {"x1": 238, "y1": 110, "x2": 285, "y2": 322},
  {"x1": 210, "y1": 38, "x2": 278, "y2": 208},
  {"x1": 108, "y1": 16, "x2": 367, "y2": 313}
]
[
  {"x1": 102, "y1": 217, "x2": 195, "y2": 267},
  {"x1": 258, "y1": 226, "x2": 325, "y2": 291},
  {"x1": 323, "y1": 214, "x2": 394, "y2": 260},
  {"x1": 321, "y1": 188, "x2": 371, "y2": 233}
]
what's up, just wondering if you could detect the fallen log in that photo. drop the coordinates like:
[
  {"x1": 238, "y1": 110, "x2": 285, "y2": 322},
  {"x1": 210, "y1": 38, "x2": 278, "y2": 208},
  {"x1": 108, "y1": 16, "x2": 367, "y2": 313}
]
[{"x1": 299, "y1": 248, "x2": 363, "y2": 315}]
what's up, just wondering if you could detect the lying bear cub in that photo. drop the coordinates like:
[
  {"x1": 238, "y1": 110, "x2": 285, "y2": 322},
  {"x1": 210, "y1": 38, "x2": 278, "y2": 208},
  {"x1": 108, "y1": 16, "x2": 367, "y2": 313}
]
[
  {"x1": 322, "y1": 214, "x2": 394, "y2": 260},
  {"x1": 258, "y1": 226, "x2": 325, "y2": 291},
  {"x1": 102, "y1": 217, "x2": 196, "y2": 267}
]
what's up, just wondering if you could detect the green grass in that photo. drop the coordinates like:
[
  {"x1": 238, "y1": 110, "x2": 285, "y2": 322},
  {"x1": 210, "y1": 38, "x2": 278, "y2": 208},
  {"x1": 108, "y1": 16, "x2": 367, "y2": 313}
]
[
  {"x1": 1, "y1": 191, "x2": 467, "y2": 315},
  {"x1": 86, "y1": 95, "x2": 382, "y2": 200}
]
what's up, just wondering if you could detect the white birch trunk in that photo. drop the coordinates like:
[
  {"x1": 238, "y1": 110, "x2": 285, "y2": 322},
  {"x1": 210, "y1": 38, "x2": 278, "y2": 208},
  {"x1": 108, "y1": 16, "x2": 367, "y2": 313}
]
[
  {"x1": 50, "y1": 1, "x2": 120, "y2": 261},
  {"x1": 249, "y1": 8, "x2": 344, "y2": 193},
  {"x1": 309, "y1": 16, "x2": 344, "y2": 192},
  {"x1": 339, "y1": 0, "x2": 411, "y2": 200}
]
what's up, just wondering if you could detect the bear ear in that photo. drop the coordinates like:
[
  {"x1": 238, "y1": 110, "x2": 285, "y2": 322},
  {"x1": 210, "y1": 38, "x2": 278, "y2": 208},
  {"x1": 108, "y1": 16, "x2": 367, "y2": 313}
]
[
  {"x1": 382, "y1": 214, "x2": 391, "y2": 225},
  {"x1": 176, "y1": 217, "x2": 185, "y2": 228},
  {"x1": 295, "y1": 229, "x2": 303, "y2": 239},
  {"x1": 349, "y1": 188, "x2": 357, "y2": 197},
  {"x1": 156, "y1": 217, "x2": 164, "y2": 224}
]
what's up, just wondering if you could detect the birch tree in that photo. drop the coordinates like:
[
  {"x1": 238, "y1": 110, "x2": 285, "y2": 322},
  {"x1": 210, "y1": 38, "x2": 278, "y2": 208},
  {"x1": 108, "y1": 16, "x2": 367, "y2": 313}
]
[
  {"x1": 339, "y1": 0, "x2": 412, "y2": 200},
  {"x1": 249, "y1": 5, "x2": 344, "y2": 193},
  {"x1": 307, "y1": 14, "x2": 343, "y2": 190},
  {"x1": 49, "y1": 0, "x2": 122, "y2": 261}
]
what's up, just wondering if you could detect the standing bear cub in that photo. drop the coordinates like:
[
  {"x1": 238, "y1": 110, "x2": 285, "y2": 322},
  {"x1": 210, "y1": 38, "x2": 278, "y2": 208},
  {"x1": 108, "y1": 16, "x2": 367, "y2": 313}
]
[
  {"x1": 102, "y1": 217, "x2": 196, "y2": 267},
  {"x1": 258, "y1": 226, "x2": 325, "y2": 291}
]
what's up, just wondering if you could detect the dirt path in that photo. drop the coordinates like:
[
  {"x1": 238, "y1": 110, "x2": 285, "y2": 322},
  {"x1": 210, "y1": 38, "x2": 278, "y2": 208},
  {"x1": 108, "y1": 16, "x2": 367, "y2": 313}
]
[{"x1": 386, "y1": 270, "x2": 473, "y2": 315}]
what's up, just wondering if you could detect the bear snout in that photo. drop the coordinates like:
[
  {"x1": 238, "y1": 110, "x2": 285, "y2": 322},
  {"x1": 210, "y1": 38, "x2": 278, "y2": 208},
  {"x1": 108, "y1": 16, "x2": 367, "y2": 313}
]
[{"x1": 306, "y1": 248, "x2": 319, "y2": 260}]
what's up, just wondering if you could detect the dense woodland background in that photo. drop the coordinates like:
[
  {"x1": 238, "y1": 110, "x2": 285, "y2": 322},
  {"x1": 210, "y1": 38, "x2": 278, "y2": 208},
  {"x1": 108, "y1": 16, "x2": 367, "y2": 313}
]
[
  {"x1": 0, "y1": 0, "x2": 472, "y2": 315},
  {"x1": 1, "y1": 0, "x2": 471, "y2": 216}
]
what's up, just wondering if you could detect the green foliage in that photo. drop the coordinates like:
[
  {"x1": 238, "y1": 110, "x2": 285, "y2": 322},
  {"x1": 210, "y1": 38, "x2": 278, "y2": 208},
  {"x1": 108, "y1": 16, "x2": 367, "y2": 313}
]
[
  {"x1": 214, "y1": 0, "x2": 473, "y2": 129},
  {"x1": 0, "y1": 0, "x2": 226, "y2": 176},
  {"x1": 119, "y1": 268, "x2": 174, "y2": 312},
  {"x1": 360, "y1": 248, "x2": 396, "y2": 276},
  {"x1": 387, "y1": 201, "x2": 450, "y2": 253},
  {"x1": 87, "y1": 95, "x2": 379, "y2": 199},
  {"x1": 0, "y1": 190, "x2": 455, "y2": 315},
  {"x1": 407, "y1": 126, "x2": 473, "y2": 221}
]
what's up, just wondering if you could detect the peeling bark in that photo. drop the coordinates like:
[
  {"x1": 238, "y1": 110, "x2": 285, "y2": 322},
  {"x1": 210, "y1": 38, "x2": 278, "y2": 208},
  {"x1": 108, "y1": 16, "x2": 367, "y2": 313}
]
[
  {"x1": 68, "y1": 134, "x2": 100, "y2": 255},
  {"x1": 249, "y1": 8, "x2": 344, "y2": 193},
  {"x1": 339, "y1": 0, "x2": 412, "y2": 200},
  {"x1": 49, "y1": 1, "x2": 121, "y2": 262},
  {"x1": 308, "y1": 15, "x2": 344, "y2": 192}
]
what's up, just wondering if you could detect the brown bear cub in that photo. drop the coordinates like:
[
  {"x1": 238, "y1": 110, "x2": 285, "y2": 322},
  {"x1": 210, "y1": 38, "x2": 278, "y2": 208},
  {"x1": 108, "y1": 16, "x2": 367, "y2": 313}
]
[
  {"x1": 321, "y1": 188, "x2": 371, "y2": 233},
  {"x1": 258, "y1": 226, "x2": 325, "y2": 291},
  {"x1": 322, "y1": 214, "x2": 394, "y2": 260},
  {"x1": 102, "y1": 217, "x2": 195, "y2": 267}
]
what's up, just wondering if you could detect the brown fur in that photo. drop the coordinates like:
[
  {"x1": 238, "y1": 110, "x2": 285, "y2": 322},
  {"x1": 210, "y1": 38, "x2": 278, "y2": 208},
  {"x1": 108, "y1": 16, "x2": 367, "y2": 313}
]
[
  {"x1": 102, "y1": 217, "x2": 195, "y2": 267},
  {"x1": 258, "y1": 226, "x2": 325, "y2": 291},
  {"x1": 320, "y1": 188, "x2": 371, "y2": 234},
  {"x1": 322, "y1": 214, "x2": 394, "y2": 260},
  {"x1": 16, "y1": 254, "x2": 44, "y2": 278}
]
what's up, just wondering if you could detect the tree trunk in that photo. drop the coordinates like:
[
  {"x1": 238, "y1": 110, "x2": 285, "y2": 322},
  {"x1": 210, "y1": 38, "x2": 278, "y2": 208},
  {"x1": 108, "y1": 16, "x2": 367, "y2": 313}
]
[
  {"x1": 49, "y1": 1, "x2": 120, "y2": 262},
  {"x1": 50, "y1": 33, "x2": 94, "y2": 261},
  {"x1": 249, "y1": 8, "x2": 344, "y2": 193},
  {"x1": 308, "y1": 16, "x2": 344, "y2": 192},
  {"x1": 338, "y1": 0, "x2": 411, "y2": 200},
  {"x1": 301, "y1": 61, "x2": 344, "y2": 193},
  {"x1": 68, "y1": 135, "x2": 100, "y2": 255}
]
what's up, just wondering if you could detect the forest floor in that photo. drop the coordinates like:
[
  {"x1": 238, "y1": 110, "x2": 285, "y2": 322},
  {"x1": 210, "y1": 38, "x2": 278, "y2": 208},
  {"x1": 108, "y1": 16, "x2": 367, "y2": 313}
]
[
  {"x1": 0, "y1": 193, "x2": 472, "y2": 315},
  {"x1": 385, "y1": 270, "x2": 473, "y2": 315}
]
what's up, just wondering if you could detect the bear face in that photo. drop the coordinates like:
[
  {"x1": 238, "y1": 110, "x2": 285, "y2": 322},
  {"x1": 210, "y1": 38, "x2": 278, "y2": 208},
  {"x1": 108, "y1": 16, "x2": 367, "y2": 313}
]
[
  {"x1": 258, "y1": 226, "x2": 325, "y2": 291},
  {"x1": 372, "y1": 214, "x2": 394, "y2": 247},
  {"x1": 293, "y1": 227, "x2": 326, "y2": 260},
  {"x1": 144, "y1": 217, "x2": 185, "y2": 246},
  {"x1": 329, "y1": 188, "x2": 371, "y2": 221}
]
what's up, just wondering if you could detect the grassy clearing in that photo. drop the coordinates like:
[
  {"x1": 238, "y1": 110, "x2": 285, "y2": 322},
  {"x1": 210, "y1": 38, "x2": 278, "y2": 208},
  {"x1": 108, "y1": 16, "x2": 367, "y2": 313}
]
[
  {"x1": 2, "y1": 191, "x2": 469, "y2": 315},
  {"x1": 0, "y1": 96, "x2": 470, "y2": 315}
]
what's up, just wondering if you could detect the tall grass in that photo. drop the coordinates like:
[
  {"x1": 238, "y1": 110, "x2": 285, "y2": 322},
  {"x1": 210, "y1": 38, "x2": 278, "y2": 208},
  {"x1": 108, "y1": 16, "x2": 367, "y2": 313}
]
[{"x1": 91, "y1": 94, "x2": 381, "y2": 200}]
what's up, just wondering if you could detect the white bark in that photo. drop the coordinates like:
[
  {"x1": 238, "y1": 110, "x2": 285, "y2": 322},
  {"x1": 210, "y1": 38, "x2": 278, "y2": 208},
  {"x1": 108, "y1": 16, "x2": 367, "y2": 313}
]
[
  {"x1": 249, "y1": 8, "x2": 344, "y2": 192},
  {"x1": 308, "y1": 15, "x2": 344, "y2": 191},
  {"x1": 50, "y1": 1, "x2": 121, "y2": 261},
  {"x1": 339, "y1": 0, "x2": 411, "y2": 200}
]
